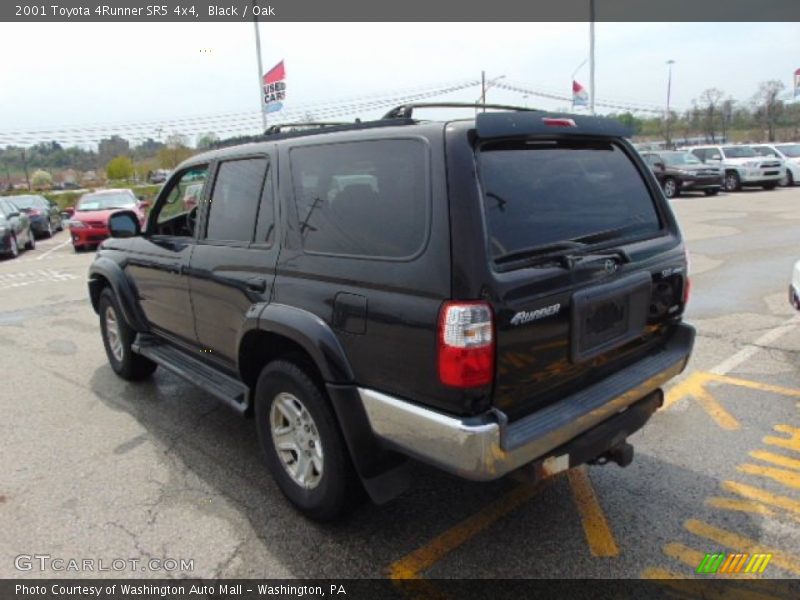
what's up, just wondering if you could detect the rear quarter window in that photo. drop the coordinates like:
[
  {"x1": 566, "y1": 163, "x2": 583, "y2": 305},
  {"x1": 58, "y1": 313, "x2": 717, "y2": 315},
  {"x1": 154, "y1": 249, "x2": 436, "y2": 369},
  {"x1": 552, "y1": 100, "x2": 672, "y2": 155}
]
[
  {"x1": 479, "y1": 140, "x2": 662, "y2": 260},
  {"x1": 290, "y1": 139, "x2": 429, "y2": 259}
]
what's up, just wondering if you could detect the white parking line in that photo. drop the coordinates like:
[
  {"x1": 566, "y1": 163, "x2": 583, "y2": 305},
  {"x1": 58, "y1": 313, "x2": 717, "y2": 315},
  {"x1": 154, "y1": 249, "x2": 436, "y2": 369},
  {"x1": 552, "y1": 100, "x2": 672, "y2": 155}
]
[
  {"x1": 709, "y1": 314, "x2": 800, "y2": 375},
  {"x1": 36, "y1": 239, "x2": 71, "y2": 260}
]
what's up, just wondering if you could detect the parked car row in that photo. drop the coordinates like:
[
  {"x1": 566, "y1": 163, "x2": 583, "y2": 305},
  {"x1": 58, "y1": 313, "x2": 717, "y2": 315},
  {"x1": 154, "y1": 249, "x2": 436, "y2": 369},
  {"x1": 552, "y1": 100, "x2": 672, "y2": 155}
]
[{"x1": 640, "y1": 143, "x2": 799, "y2": 198}]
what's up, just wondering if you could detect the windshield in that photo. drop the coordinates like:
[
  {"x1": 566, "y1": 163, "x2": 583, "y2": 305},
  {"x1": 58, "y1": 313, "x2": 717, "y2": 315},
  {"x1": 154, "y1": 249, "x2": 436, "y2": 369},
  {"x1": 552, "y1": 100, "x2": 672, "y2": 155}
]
[
  {"x1": 776, "y1": 144, "x2": 800, "y2": 158},
  {"x1": 8, "y1": 196, "x2": 42, "y2": 209},
  {"x1": 77, "y1": 192, "x2": 135, "y2": 211},
  {"x1": 722, "y1": 146, "x2": 757, "y2": 158},
  {"x1": 479, "y1": 140, "x2": 661, "y2": 262},
  {"x1": 752, "y1": 147, "x2": 777, "y2": 157},
  {"x1": 662, "y1": 152, "x2": 702, "y2": 166}
]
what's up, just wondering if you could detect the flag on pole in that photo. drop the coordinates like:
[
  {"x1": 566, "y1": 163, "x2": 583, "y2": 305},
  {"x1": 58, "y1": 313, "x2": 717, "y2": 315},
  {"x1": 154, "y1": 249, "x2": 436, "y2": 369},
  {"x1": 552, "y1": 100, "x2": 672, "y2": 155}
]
[
  {"x1": 794, "y1": 68, "x2": 800, "y2": 98},
  {"x1": 263, "y1": 60, "x2": 286, "y2": 114},
  {"x1": 573, "y1": 80, "x2": 589, "y2": 107}
]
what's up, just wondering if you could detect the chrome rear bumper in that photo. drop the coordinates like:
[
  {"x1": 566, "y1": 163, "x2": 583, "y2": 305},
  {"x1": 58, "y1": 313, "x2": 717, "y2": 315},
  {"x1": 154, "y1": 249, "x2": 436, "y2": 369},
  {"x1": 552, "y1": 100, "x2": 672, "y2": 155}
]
[{"x1": 359, "y1": 324, "x2": 694, "y2": 481}]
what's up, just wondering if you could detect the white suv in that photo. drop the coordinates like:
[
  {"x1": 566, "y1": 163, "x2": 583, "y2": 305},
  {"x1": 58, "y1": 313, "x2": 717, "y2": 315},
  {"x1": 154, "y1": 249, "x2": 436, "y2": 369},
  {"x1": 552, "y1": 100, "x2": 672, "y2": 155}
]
[
  {"x1": 682, "y1": 145, "x2": 783, "y2": 192},
  {"x1": 751, "y1": 143, "x2": 800, "y2": 187}
]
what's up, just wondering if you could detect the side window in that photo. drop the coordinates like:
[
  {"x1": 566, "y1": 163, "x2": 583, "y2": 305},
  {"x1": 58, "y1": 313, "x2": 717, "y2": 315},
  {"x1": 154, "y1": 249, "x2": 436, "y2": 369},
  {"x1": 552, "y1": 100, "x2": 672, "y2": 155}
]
[
  {"x1": 290, "y1": 139, "x2": 428, "y2": 258},
  {"x1": 707, "y1": 148, "x2": 722, "y2": 160},
  {"x1": 154, "y1": 165, "x2": 209, "y2": 231},
  {"x1": 691, "y1": 149, "x2": 705, "y2": 162},
  {"x1": 206, "y1": 157, "x2": 268, "y2": 242},
  {"x1": 253, "y1": 165, "x2": 275, "y2": 245}
]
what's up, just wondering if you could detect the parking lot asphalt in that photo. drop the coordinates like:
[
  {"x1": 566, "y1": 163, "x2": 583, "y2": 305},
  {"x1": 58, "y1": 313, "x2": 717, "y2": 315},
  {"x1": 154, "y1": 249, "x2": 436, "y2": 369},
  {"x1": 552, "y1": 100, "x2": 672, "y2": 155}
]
[{"x1": 1, "y1": 187, "x2": 799, "y2": 587}]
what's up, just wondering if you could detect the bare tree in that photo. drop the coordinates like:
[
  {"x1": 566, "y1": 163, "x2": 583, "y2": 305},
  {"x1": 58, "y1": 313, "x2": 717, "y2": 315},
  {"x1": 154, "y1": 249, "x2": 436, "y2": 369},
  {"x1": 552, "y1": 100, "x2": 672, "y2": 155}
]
[
  {"x1": 752, "y1": 80, "x2": 785, "y2": 142},
  {"x1": 696, "y1": 88, "x2": 725, "y2": 142},
  {"x1": 720, "y1": 97, "x2": 735, "y2": 142}
]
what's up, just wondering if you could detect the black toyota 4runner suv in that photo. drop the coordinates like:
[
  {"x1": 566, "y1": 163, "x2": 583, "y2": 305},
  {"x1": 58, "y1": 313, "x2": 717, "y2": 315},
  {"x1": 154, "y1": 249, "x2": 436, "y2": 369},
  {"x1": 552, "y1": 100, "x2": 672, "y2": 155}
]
[{"x1": 88, "y1": 105, "x2": 694, "y2": 520}]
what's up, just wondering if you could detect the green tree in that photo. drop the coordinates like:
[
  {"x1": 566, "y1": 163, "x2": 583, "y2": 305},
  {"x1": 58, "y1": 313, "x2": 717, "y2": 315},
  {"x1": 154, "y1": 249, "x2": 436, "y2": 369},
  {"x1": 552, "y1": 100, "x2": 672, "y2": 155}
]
[
  {"x1": 196, "y1": 132, "x2": 219, "y2": 149},
  {"x1": 106, "y1": 155, "x2": 134, "y2": 180},
  {"x1": 31, "y1": 169, "x2": 52, "y2": 189}
]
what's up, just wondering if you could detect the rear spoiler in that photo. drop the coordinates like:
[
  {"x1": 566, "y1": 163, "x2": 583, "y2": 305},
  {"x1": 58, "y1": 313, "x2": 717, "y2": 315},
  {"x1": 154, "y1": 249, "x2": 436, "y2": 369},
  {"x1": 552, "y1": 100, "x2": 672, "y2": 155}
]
[{"x1": 476, "y1": 111, "x2": 633, "y2": 139}]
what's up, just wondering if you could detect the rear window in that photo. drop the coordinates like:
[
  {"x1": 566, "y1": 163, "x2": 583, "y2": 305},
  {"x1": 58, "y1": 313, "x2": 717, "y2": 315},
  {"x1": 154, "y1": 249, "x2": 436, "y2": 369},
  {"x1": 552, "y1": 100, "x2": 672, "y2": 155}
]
[
  {"x1": 478, "y1": 140, "x2": 661, "y2": 261},
  {"x1": 290, "y1": 139, "x2": 428, "y2": 258}
]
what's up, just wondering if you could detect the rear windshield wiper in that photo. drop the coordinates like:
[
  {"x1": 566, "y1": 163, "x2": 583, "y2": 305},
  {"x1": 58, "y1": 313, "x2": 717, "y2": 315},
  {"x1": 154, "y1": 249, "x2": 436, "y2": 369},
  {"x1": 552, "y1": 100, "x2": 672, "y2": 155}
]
[{"x1": 494, "y1": 241, "x2": 587, "y2": 265}]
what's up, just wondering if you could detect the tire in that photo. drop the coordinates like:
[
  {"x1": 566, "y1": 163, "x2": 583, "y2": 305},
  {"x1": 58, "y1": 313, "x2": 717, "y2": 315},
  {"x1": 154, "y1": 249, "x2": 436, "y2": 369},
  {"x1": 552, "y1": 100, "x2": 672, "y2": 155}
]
[
  {"x1": 662, "y1": 177, "x2": 679, "y2": 199},
  {"x1": 724, "y1": 171, "x2": 741, "y2": 192},
  {"x1": 786, "y1": 171, "x2": 795, "y2": 187},
  {"x1": 254, "y1": 360, "x2": 357, "y2": 521},
  {"x1": 25, "y1": 229, "x2": 35, "y2": 250},
  {"x1": 98, "y1": 288, "x2": 157, "y2": 381},
  {"x1": 762, "y1": 183, "x2": 777, "y2": 191},
  {"x1": 73, "y1": 244, "x2": 82, "y2": 253},
  {"x1": 704, "y1": 189, "x2": 720, "y2": 196},
  {"x1": 7, "y1": 235, "x2": 19, "y2": 259}
]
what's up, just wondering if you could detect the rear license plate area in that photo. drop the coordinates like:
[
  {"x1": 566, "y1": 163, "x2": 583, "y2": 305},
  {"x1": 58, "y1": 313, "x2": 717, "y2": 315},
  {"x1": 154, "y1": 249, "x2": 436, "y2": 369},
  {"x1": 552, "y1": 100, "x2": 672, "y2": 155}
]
[{"x1": 570, "y1": 271, "x2": 651, "y2": 362}]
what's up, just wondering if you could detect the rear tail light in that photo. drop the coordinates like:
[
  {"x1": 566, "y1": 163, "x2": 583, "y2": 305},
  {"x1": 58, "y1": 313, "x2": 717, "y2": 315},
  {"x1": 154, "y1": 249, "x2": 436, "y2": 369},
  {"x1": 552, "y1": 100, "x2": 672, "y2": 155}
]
[
  {"x1": 683, "y1": 247, "x2": 691, "y2": 305},
  {"x1": 438, "y1": 301, "x2": 494, "y2": 388},
  {"x1": 542, "y1": 117, "x2": 577, "y2": 128},
  {"x1": 29, "y1": 209, "x2": 41, "y2": 216}
]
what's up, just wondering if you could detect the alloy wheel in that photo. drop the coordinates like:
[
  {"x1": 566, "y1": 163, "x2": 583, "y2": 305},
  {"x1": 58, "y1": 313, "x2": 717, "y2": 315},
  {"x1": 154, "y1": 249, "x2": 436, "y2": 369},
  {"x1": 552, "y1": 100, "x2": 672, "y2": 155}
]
[
  {"x1": 104, "y1": 305, "x2": 124, "y2": 362},
  {"x1": 270, "y1": 392, "x2": 324, "y2": 489}
]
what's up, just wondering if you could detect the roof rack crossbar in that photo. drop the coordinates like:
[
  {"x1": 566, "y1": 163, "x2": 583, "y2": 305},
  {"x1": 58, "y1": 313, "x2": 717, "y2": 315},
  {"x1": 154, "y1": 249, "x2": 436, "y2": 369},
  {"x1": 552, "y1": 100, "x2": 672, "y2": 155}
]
[
  {"x1": 259, "y1": 118, "x2": 417, "y2": 141},
  {"x1": 382, "y1": 102, "x2": 538, "y2": 120},
  {"x1": 263, "y1": 121, "x2": 352, "y2": 135}
]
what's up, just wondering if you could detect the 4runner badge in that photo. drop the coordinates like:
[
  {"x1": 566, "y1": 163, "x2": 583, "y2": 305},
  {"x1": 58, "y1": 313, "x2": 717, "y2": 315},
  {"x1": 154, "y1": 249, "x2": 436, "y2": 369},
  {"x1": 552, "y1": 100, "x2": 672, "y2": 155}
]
[{"x1": 510, "y1": 303, "x2": 561, "y2": 326}]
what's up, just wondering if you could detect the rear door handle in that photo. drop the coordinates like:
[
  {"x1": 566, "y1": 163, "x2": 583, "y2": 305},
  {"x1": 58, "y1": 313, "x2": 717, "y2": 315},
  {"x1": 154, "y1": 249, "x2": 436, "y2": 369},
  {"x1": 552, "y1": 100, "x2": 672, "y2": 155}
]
[{"x1": 246, "y1": 277, "x2": 267, "y2": 293}]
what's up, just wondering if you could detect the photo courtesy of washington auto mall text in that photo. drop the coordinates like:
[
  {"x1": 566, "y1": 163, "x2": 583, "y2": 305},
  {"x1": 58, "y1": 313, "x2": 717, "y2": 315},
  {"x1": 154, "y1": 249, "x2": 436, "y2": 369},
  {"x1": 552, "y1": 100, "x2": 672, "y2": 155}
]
[{"x1": 1, "y1": 0, "x2": 800, "y2": 598}]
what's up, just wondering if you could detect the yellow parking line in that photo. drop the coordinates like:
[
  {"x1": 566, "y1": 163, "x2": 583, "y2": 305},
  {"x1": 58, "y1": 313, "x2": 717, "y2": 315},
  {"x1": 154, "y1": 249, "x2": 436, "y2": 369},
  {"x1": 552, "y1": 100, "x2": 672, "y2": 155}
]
[
  {"x1": 663, "y1": 371, "x2": 707, "y2": 409},
  {"x1": 704, "y1": 373, "x2": 800, "y2": 398},
  {"x1": 722, "y1": 480, "x2": 800, "y2": 517},
  {"x1": 693, "y1": 385, "x2": 740, "y2": 430},
  {"x1": 738, "y1": 464, "x2": 800, "y2": 490},
  {"x1": 567, "y1": 467, "x2": 619, "y2": 557},
  {"x1": 664, "y1": 541, "x2": 710, "y2": 570},
  {"x1": 706, "y1": 497, "x2": 774, "y2": 517},
  {"x1": 387, "y1": 479, "x2": 552, "y2": 579},
  {"x1": 749, "y1": 450, "x2": 800, "y2": 472},
  {"x1": 684, "y1": 519, "x2": 800, "y2": 575},
  {"x1": 764, "y1": 425, "x2": 800, "y2": 454}
]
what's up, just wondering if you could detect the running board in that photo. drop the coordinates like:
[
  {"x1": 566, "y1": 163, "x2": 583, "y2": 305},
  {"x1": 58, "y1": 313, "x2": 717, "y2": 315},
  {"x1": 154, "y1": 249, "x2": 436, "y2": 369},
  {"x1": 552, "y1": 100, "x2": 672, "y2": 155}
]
[{"x1": 132, "y1": 335, "x2": 249, "y2": 414}]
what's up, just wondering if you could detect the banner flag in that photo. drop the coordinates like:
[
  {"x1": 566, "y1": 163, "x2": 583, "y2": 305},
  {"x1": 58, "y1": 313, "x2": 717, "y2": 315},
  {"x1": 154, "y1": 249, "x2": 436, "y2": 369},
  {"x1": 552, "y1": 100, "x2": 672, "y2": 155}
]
[
  {"x1": 263, "y1": 60, "x2": 286, "y2": 113},
  {"x1": 794, "y1": 67, "x2": 800, "y2": 98},
  {"x1": 573, "y1": 80, "x2": 588, "y2": 107}
]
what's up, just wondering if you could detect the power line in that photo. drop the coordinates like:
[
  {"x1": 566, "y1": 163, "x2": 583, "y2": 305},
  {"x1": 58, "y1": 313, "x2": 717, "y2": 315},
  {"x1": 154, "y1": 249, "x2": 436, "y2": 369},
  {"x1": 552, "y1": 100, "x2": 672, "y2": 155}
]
[{"x1": 0, "y1": 82, "x2": 480, "y2": 147}]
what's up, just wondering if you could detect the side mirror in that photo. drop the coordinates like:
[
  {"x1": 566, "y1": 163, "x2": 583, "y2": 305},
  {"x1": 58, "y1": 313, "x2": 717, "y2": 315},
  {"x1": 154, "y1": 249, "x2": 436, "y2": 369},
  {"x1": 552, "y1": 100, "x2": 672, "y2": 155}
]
[
  {"x1": 108, "y1": 210, "x2": 141, "y2": 239},
  {"x1": 138, "y1": 200, "x2": 151, "y2": 210},
  {"x1": 654, "y1": 161, "x2": 666, "y2": 170},
  {"x1": 63, "y1": 207, "x2": 75, "y2": 218}
]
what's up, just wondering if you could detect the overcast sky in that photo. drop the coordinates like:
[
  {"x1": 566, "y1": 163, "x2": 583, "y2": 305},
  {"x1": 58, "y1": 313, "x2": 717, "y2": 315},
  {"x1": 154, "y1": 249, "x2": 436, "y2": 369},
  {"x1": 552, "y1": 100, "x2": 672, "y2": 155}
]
[{"x1": 0, "y1": 21, "x2": 797, "y2": 145}]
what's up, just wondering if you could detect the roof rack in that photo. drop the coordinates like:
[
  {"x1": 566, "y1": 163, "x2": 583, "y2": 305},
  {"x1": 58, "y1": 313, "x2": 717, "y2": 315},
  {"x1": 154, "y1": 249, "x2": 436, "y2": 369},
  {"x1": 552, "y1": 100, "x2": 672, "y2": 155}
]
[
  {"x1": 263, "y1": 121, "x2": 351, "y2": 135},
  {"x1": 382, "y1": 102, "x2": 537, "y2": 120},
  {"x1": 260, "y1": 118, "x2": 416, "y2": 140}
]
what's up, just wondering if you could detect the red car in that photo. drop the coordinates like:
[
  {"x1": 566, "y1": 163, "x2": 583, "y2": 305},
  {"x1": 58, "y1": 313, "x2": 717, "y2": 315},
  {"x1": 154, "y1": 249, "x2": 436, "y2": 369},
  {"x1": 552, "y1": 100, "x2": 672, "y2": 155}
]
[{"x1": 68, "y1": 189, "x2": 148, "y2": 251}]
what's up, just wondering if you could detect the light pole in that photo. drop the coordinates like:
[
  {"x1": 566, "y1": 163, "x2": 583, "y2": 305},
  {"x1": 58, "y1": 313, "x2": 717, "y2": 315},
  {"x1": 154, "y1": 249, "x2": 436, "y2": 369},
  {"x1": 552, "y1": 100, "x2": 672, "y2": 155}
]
[
  {"x1": 665, "y1": 59, "x2": 675, "y2": 149},
  {"x1": 253, "y1": 1, "x2": 267, "y2": 132},
  {"x1": 477, "y1": 72, "x2": 506, "y2": 112},
  {"x1": 589, "y1": 0, "x2": 596, "y2": 115}
]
